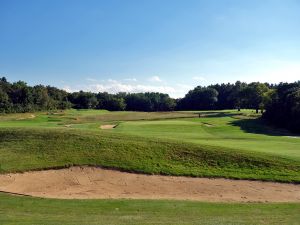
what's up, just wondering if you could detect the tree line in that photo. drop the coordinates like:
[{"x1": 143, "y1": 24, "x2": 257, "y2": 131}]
[
  {"x1": 263, "y1": 82, "x2": 300, "y2": 133},
  {"x1": 177, "y1": 81, "x2": 274, "y2": 113},
  {"x1": 0, "y1": 77, "x2": 299, "y2": 132},
  {"x1": 0, "y1": 77, "x2": 175, "y2": 113},
  {"x1": 0, "y1": 77, "x2": 72, "y2": 112},
  {"x1": 69, "y1": 91, "x2": 176, "y2": 111}
]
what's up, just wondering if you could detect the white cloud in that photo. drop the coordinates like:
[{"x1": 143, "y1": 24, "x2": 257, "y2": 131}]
[
  {"x1": 148, "y1": 76, "x2": 162, "y2": 82},
  {"x1": 62, "y1": 79, "x2": 191, "y2": 98},
  {"x1": 107, "y1": 79, "x2": 118, "y2": 83},
  {"x1": 62, "y1": 85, "x2": 73, "y2": 93}
]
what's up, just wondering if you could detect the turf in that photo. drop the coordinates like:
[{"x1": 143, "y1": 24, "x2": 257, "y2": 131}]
[
  {"x1": 115, "y1": 115, "x2": 300, "y2": 161},
  {"x1": 1, "y1": 109, "x2": 300, "y2": 225},
  {"x1": 1, "y1": 109, "x2": 299, "y2": 162},
  {"x1": 0, "y1": 127, "x2": 299, "y2": 182},
  {"x1": 0, "y1": 193, "x2": 299, "y2": 225}
]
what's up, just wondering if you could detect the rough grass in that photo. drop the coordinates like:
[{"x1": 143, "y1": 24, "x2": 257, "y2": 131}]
[
  {"x1": 77, "y1": 111, "x2": 199, "y2": 122},
  {"x1": 0, "y1": 109, "x2": 198, "y2": 124},
  {"x1": 0, "y1": 193, "x2": 300, "y2": 225},
  {"x1": 0, "y1": 127, "x2": 299, "y2": 183}
]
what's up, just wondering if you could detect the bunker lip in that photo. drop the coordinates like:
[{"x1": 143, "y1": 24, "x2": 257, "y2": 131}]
[{"x1": 0, "y1": 166, "x2": 299, "y2": 202}]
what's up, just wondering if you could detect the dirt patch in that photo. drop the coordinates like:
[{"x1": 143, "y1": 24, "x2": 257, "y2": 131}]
[
  {"x1": 16, "y1": 114, "x2": 36, "y2": 120},
  {"x1": 100, "y1": 124, "x2": 117, "y2": 129},
  {"x1": 0, "y1": 167, "x2": 299, "y2": 202}
]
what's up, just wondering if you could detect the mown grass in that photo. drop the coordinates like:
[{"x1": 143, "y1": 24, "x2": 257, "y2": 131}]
[
  {"x1": 1, "y1": 109, "x2": 300, "y2": 225},
  {"x1": 0, "y1": 127, "x2": 299, "y2": 183},
  {"x1": 0, "y1": 193, "x2": 300, "y2": 225},
  {"x1": 114, "y1": 114, "x2": 300, "y2": 161},
  {"x1": 1, "y1": 109, "x2": 299, "y2": 162}
]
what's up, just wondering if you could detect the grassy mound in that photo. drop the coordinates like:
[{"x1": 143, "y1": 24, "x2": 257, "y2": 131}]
[
  {"x1": 0, "y1": 127, "x2": 299, "y2": 183},
  {"x1": 0, "y1": 128, "x2": 300, "y2": 183}
]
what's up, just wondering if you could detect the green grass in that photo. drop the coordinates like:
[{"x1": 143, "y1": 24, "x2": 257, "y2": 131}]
[
  {"x1": 0, "y1": 109, "x2": 299, "y2": 183},
  {"x1": 1, "y1": 194, "x2": 300, "y2": 225},
  {"x1": 113, "y1": 115, "x2": 300, "y2": 161},
  {"x1": 0, "y1": 109, "x2": 198, "y2": 126},
  {"x1": 1, "y1": 109, "x2": 300, "y2": 224},
  {"x1": 0, "y1": 127, "x2": 299, "y2": 183},
  {"x1": 1, "y1": 109, "x2": 299, "y2": 162}
]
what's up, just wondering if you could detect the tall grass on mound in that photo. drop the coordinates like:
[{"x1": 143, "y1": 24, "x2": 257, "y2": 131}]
[{"x1": 0, "y1": 128, "x2": 299, "y2": 183}]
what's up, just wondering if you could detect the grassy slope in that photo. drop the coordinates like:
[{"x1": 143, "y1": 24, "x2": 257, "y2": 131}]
[
  {"x1": 1, "y1": 109, "x2": 299, "y2": 161},
  {"x1": 1, "y1": 194, "x2": 300, "y2": 225},
  {"x1": 115, "y1": 115, "x2": 300, "y2": 161},
  {"x1": 0, "y1": 127, "x2": 299, "y2": 182}
]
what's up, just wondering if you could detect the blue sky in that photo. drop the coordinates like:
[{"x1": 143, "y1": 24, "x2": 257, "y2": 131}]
[{"x1": 1, "y1": 0, "x2": 300, "y2": 97}]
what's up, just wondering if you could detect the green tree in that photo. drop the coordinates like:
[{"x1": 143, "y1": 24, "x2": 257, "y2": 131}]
[{"x1": 240, "y1": 82, "x2": 269, "y2": 113}]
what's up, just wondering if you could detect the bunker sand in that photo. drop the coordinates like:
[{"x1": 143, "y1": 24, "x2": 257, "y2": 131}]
[
  {"x1": 100, "y1": 124, "x2": 117, "y2": 129},
  {"x1": 0, "y1": 167, "x2": 300, "y2": 202}
]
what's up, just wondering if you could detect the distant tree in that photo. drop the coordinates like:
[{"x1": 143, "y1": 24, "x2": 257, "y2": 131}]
[
  {"x1": 9, "y1": 81, "x2": 33, "y2": 112},
  {"x1": 240, "y1": 82, "x2": 269, "y2": 113},
  {"x1": 125, "y1": 93, "x2": 152, "y2": 111},
  {"x1": 106, "y1": 97, "x2": 126, "y2": 111},
  {"x1": 228, "y1": 81, "x2": 247, "y2": 111},
  {"x1": 261, "y1": 88, "x2": 276, "y2": 113},
  {"x1": 264, "y1": 82, "x2": 300, "y2": 132},
  {"x1": 96, "y1": 92, "x2": 126, "y2": 111},
  {"x1": 70, "y1": 91, "x2": 98, "y2": 109},
  {"x1": 177, "y1": 87, "x2": 218, "y2": 110},
  {"x1": 209, "y1": 83, "x2": 235, "y2": 109},
  {"x1": 46, "y1": 86, "x2": 71, "y2": 109},
  {"x1": 32, "y1": 85, "x2": 51, "y2": 110},
  {"x1": 0, "y1": 88, "x2": 10, "y2": 112},
  {"x1": 158, "y1": 94, "x2": 176, "y2": 111}
]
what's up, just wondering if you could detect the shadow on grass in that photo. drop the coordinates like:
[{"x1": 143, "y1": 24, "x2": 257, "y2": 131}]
[
  {"x1": 198, "y1": 112, "x2": 242, "y2": 118},
  {"x1": 230, "y1": 118, "x2": 295, "y2": 137}
]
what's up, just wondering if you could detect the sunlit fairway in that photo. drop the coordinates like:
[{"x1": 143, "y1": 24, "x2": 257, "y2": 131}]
[
  {"x1": 115, "y1": 113, "x2": 300, "y2": 161},
  {"x1": 1, "y1": 109, "x2": 300, "y2": 225}
]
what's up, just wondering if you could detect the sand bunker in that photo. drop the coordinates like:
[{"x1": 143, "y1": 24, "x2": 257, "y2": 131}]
[
  {"x1": 100, "y1": 125, "x2": 117, "y2": 129},
  {"x1": 0, "y1": 167, "x2": 300, "y2": 202}
]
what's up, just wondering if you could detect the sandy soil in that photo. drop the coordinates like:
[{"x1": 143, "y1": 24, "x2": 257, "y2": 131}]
[
  {"x1": 100, "y1": 125, "x2": 117, "y2": 129},
  {"x1": 16, "y1": 114, "x2": 36, "y2": 120},
  {"x1": 0, "y1": 167, "x2": 299, "y2": 202}
]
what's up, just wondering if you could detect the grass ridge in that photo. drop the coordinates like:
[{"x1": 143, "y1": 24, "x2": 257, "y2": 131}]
[{"x1": 0, "y1": 127, "x2": 299, "y2": 183}]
